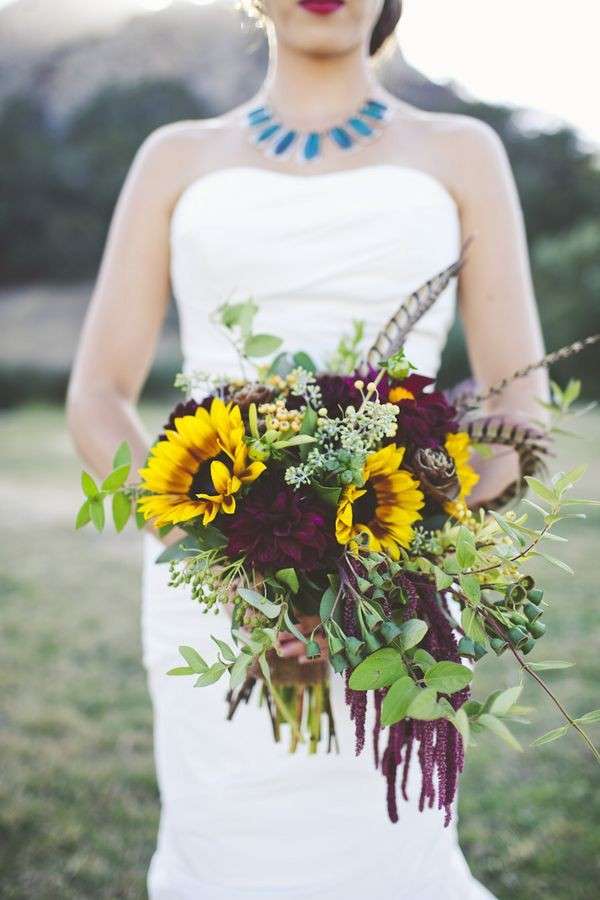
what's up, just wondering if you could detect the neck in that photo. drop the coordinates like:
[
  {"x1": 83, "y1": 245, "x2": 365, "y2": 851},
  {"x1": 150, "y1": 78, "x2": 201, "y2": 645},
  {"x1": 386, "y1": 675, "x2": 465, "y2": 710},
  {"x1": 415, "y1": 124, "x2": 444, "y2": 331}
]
[{"x1": 262, "y1": 39, "x2": 378, "y2": 124}]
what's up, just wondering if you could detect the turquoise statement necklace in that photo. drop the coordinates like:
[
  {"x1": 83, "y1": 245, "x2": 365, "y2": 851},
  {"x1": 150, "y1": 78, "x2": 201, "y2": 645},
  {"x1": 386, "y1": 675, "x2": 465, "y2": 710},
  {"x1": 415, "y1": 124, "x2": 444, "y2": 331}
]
[{"x1": 246, "y1": 97, "x2": 391, "y2": 163}]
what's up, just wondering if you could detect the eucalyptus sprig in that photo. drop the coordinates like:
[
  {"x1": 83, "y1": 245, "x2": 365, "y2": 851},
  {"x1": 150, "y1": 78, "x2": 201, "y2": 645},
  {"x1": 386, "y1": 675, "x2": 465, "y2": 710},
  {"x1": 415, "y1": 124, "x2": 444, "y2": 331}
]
[
  {"x1": 212, "y1": 299, "x2": 283, "y2": 377},
  {"x1": 76, "y1": 441, "x2": 142, "y2": 534}
]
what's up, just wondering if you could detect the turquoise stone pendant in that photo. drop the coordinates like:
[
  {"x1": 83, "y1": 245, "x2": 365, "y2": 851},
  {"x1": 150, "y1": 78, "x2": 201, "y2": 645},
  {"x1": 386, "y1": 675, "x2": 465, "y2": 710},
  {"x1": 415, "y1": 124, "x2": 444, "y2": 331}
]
[{"x1": 246, "y1": 97, "x2": 389, "y2": 163}]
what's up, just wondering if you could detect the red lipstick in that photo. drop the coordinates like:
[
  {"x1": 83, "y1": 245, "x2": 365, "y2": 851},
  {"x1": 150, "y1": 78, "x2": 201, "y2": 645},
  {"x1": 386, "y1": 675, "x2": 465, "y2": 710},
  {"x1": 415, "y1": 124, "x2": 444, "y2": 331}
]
[{"x1": 299, "y1": 0, "x2": 344, "y2": 16}]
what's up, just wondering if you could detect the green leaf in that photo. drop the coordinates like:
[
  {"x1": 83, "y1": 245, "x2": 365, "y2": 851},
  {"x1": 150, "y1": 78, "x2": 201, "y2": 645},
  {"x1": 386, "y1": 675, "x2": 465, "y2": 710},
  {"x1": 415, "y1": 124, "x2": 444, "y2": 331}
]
[
  {"x1": 112, "y1": 441, "x2": 132, "y2": 469},
  {"x1": 243, "y1": 334, "x2": 283, "y2": 358},
  {"x1": 156, "y1": 538, "x2": 200, "y2": 564},
  {"x1": 219, "y1": 299, "x2": 258, "y2": 333},
  {"x1": 319, "y1": 586, "x2": 337, "y2": 621},
  {"x1": 554, "y1": 464, "x2": 587, "y2": 496},
  {"x1": 229, "y1": 651, "x2": 254, "y2": 690},
  {"x1": 300, "y1": 405, "x2": 318, "y2": 435},
  {"x1": 283, "y1": 610, "x2": 307, "y2": 644},
  {"x1": 81, "y1": 470, "x2": 99, "y2": 499},
  {"x1": 529, "y1": 660, "x2": 575, "y2": 672},
  {"x1": 456, "y1": 526, "x2": 477, "y2": 568},
  {"x1": 178, "y1": 646, "x2": 209, "y2": 674},
  {"x1": 381, "y1": 676, "x2": 420, "y2": 727},
  {"x1": 101, "y1": 464, "x2": 130, "y2": 493},
  {"x1": 575, "y1": 709, "x2": 600, "y2": 726},
  {"x1": 533, "y1": 551, "x2": 574, "y2": 576},
  {"x1": 267, "y1": 351, "x2": 294, "y2": 378},
  {"x1": 348, "y1": 648, "x2": 407, "y2": 691},
  {"x1": 397, "y1": 618, "x2": 428, "y2": 651},
  {"x1": 412, "y1": 649, "x2": 437, "y2": 673},
  {"x1": 167, "y1": 666, "x2": 195, "y2": 676},
  {"x1": 272, "y1": 434, "x2": 317, "y2": 450},
  {"x1": 275, "y1": 568, "x2": 300, "y2": 594},
  {"x1": 406, "y1": 687, "x2": 446, "y2": 721},
  {"x1": 237, "y1": 587, "x2": 282, "y2": 620},
  {"x1": 459, "y1": 573, "x2": 481, "y2": 604},
  {"x1": 293, "y1": 351, "x2": 317, "y2": 374},
  {"x1": 562, "y1": 379, "x2": 581, "y2": 407},
  {"x1": 486, "y1": 685, "x2": 523, "y2": 717},
  {"x1": 112, "y1": 492, "x2": 131, "y2": 533},
  {"x1": 533, "y1": 725, "x2": 570, "y2": 746},
  {"x1": 491, "y1": 511, "x2": 524, "y2": 547},
  {"x1": 197, "y1": 525, "x2": 228, "y2": 550},
  {"x1": 450, "y1": 706, "x2": 471, "y2": 748},
  {"x1": 194, "y1": 662, "x2": 227, "y2": 687},
  {"x1": 211, "y1": 636, "x2": 236, "y2": 663},
  {"x1": 424, "y1": 661, "x2": 473, "y2": 695},
  {"x1": 461, "y1": 608, "x2": 487, "y2": 645},
  {"x1": 311, "y1": 482, "x2": 342, "y2": 507},
  {"x1": 135, "y1": 507, "x2": 146, "y2": 530},
  {"x1": 257, "y1": 652, "x2": 272, "y2": 686},
  {"x1": 479, "y1": 713, "x2": 523, "y2": 751},
  {"x1": 525, "y1": 476, "x2": 557, "y2": 504},
  {"x1": 433, "y1": 566, "x2": 453, "y2": 591},
  {"x1": 89, "y1": 497, "x2": 105, "y2": 532},
  {"x1": 75, "y1": 500, "x2": 91, "y2": 529},
  {"x1": 522, "y1": 497, "x2": 549, "y2": 517}
]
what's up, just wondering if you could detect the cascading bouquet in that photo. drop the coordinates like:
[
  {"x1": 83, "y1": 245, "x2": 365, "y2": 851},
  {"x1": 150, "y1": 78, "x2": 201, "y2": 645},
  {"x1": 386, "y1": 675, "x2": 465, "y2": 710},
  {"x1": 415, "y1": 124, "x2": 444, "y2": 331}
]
[{"x1": 76, "y1": 254, "x2": 600, "y2": 825}]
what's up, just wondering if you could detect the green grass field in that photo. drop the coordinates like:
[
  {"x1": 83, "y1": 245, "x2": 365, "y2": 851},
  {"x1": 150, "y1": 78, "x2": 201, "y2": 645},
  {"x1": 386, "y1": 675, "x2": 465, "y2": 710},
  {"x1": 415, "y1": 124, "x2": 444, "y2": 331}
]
[{"x1": 1, "y1": 405, "x2": 599, "y2": 899}]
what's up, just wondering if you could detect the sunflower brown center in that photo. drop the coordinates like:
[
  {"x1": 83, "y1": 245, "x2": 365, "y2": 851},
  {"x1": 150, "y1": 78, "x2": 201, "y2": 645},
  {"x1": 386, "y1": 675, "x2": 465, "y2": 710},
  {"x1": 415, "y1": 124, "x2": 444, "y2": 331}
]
[
  {"x1": 353, "y1": 482, "x2": 378, "y2": 525},
  {"x1": 189, "y1": 451, "x2": 230, "y2": 498}
]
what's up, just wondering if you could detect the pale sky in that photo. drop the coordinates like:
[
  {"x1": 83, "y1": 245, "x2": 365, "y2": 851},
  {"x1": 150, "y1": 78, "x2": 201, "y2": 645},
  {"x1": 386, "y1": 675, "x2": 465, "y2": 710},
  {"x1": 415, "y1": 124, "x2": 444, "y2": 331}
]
[{"x1": 2, "y1": 0, "x2": 599, "y2": 143}]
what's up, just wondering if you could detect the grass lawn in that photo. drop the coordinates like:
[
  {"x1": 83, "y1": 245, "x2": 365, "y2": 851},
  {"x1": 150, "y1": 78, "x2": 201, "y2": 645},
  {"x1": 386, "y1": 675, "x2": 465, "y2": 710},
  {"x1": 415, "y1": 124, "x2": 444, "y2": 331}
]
[{"x1": 1, "y1": 404, "x2": 599, "y2": 899}]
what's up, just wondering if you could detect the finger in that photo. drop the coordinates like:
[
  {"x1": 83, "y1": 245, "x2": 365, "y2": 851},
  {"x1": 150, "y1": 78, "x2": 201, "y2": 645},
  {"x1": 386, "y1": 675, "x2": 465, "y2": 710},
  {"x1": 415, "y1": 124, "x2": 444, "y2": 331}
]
[{"x1": 278, "y1": 640, "x2": 306, "y2": 658}]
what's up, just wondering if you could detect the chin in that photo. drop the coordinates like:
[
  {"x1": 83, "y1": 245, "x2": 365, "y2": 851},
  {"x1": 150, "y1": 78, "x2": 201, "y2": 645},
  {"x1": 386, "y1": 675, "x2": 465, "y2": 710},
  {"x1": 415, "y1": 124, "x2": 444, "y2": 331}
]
[{"x1": 266, "y1": 0, "x2": 375, "y2": 57}]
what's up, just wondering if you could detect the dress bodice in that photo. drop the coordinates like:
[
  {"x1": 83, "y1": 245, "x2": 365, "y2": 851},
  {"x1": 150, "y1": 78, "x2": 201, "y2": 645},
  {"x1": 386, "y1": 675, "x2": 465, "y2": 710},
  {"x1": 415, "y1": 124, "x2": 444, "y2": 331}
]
[{"x1": 170, "y1": 164, "x2": 461, "y2": 380}]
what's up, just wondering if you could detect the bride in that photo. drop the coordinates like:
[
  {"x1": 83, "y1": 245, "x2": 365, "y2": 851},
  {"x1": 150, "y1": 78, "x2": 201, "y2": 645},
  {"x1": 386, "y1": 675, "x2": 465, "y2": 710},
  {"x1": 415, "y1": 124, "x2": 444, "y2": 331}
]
[{"x1": 67, "y1": 1, "x2": 548, "y2": 897}]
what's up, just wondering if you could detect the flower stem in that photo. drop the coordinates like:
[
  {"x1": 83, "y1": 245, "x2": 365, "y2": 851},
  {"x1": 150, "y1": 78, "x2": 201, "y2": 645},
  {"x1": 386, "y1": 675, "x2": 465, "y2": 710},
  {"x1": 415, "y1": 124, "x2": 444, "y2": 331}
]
[{"x1": 485, "y1": 614, "x2": 600, "y2": 763}]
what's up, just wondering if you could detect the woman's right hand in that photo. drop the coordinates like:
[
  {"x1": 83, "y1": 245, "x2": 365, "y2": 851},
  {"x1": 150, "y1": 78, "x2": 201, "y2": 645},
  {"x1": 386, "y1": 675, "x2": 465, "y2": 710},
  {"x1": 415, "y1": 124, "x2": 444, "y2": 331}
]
[{"x1": 278, "y1": 614, "x2": 329, "y2": 665}]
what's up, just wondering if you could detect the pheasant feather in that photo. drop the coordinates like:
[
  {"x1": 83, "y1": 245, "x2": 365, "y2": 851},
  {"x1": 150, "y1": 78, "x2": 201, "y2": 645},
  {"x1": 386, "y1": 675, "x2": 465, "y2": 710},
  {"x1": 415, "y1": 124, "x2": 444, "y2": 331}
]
[
  {"x1": 360, "y1": 238, "x2": 473, "y2": 375},
  {"x1": 455, "y1": 334, "x2": 600, "y2": 413},
  {"x1": 462, "y1": 415, "x2": 551, "y2": 508}
]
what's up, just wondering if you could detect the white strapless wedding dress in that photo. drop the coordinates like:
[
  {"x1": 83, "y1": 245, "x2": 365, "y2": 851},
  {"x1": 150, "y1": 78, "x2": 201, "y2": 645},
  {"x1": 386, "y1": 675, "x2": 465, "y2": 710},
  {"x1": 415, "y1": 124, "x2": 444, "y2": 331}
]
[{"x1": 142, "y1": 165, "x2": 495, "y2": 899}]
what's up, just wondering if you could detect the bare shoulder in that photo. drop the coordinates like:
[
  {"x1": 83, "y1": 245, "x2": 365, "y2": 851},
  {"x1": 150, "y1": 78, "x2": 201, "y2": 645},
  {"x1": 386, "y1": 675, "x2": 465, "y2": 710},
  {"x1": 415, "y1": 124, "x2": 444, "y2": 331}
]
[
  {"x1": 127, "y1": 115, "x2": 235, "y2": 211},
  {"x1": 392, "y1": 106, "x2": 513, "y2": 209},
  {"x1": 424, "y1": 112, "x2": 512, "y2": 205}
]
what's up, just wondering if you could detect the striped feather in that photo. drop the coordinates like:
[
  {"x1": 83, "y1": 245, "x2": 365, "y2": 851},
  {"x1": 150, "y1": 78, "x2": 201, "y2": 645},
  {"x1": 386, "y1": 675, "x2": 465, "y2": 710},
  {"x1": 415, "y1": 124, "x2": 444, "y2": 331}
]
[
  {"x1": 361, "y1": 238, "x2": 473, "y2": 375},
  {"x1": 463, "y1": 415, "x2": 551, "y2": 509}
]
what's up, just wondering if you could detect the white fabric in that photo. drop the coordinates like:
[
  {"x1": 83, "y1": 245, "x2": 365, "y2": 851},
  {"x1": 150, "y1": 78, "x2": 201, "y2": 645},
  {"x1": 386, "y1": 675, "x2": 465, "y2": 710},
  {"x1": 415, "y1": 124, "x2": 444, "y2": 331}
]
[{"x1": 143, "y1": 165, "x2": 495, "y2": 899}]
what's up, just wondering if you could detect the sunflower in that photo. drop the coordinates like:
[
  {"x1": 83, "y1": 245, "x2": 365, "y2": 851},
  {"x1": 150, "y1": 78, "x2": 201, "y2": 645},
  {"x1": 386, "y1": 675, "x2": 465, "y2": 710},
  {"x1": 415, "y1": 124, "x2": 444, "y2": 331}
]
[
  {"x1": 443, "y1": 432, "x2": 480, "y2": 519},
  {"x1": 335, "y1": 444, "x2": 424, "y2": 559},
  {"x1": 138, "y1": 398, "x2": 265, "y2": 527}
]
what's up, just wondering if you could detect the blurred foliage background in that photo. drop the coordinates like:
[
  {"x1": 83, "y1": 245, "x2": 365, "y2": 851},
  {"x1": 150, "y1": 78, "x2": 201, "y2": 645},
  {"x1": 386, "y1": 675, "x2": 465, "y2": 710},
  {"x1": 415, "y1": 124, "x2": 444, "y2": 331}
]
[{"x1": 0, "y1": 0, "x2": 599, "y2": 406}]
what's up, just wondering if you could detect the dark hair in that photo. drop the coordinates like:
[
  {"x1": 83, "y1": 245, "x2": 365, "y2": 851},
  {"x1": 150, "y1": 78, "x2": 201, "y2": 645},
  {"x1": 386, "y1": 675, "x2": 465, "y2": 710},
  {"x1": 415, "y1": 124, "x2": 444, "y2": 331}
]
[{"x1": 369, "y1": 0, "x2": 402, "y2": 56}]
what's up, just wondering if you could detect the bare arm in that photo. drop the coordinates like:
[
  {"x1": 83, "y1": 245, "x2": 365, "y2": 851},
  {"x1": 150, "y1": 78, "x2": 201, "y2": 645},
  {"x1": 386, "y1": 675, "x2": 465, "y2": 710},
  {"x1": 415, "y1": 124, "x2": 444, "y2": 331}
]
[
  {"x1": 446, "y1": 120, "x2": 549, "y2": 503},
  {"x1": 67, "y1": 126, "x2": 191, "y2": 488}
]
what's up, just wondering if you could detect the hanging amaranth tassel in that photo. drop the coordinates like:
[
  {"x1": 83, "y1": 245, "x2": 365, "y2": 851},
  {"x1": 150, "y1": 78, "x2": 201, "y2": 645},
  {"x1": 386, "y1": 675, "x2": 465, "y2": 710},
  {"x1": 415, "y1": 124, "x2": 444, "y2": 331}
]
[{"x1": 343, "y1": 572, "x2": 468, "y2": 826}]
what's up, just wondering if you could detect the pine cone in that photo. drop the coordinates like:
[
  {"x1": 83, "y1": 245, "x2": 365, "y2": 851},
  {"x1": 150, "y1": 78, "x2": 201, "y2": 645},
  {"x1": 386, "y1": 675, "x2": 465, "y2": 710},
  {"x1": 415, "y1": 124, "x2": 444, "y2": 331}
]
[
  {"x1": 409, "y1": 447, "x2": 460, "y2": 505},
  {"x1": 228, "y1": 383, "x2": 275, "y2": 412}
]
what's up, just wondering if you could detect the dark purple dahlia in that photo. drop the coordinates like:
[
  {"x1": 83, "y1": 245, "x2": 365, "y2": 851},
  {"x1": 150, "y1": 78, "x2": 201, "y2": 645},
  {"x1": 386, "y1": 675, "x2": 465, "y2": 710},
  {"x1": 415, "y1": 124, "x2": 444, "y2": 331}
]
[
  {"x1": 159, "y1": 399, "x2": 201, "y2": 440},
  {"x1": 390, "y1": 374, "x2": 459, "y2": 448},
  {"x1": 222, "y1": 473, "x2": 337, "y2": 572}
]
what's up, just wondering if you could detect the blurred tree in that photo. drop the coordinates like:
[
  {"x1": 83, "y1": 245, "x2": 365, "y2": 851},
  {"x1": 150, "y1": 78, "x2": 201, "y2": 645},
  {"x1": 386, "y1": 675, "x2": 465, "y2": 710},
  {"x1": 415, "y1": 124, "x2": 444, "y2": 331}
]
[
  {"x1": 0, "y1": 96, "x2": 65, "y2": 281},
  {"x1": 65, "y1": 80, "x2": 209, "y2": 225},
  {"x1": 0, "y1": 80, "x2": 208, "y2": 282},
  {"x1": 532, "y1": 219, "x2": 600, "y2": 386},
  {"x1": 458, "y1": 102, "x2": 600, "y2": 245}
]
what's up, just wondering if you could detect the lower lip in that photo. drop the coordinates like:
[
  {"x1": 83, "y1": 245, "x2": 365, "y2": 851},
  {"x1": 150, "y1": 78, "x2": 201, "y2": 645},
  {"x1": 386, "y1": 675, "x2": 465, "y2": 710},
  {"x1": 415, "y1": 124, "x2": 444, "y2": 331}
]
[{"x1": 299, "y1": 1, "x2": 344, "y2": 15}]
